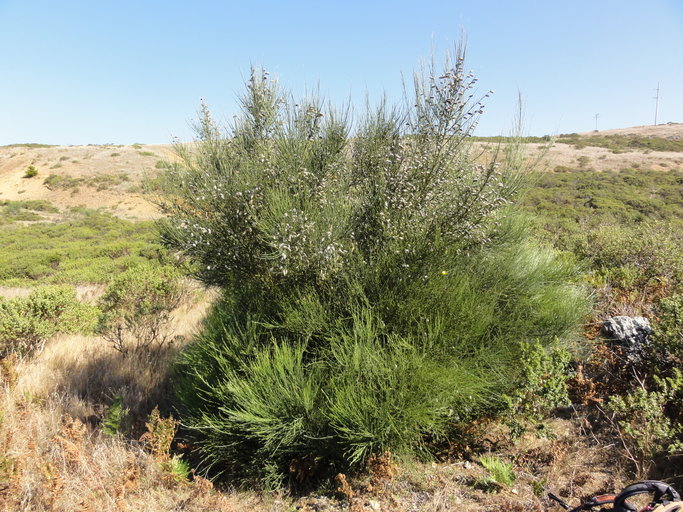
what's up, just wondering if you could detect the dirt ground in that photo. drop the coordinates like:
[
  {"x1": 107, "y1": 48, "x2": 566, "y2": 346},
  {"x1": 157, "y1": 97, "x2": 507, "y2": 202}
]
[
  {"x1": 0, "y1": 143, "x2": 175, "y2": 219},
  {"x1": 529, "y1": 142, "x2": 683, "y2": 173}
]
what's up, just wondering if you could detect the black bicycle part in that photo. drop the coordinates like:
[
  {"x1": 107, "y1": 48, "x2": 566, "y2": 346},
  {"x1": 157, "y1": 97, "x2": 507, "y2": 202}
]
[
  {"x1": 548, "y1": 492, "x2": 617, "y2": 512},
  {"x1": 612, "y1": 481, "x2": 681, "y2": 512},
  {"x1": 549, "y1": 492, "x2": 571, "y2": 510}
]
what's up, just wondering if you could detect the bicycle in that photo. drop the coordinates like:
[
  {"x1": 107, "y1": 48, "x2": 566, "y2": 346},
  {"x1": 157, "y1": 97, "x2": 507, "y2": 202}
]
[{"x1": 548, "y1": 480, "x2": 681, "y2": 512}]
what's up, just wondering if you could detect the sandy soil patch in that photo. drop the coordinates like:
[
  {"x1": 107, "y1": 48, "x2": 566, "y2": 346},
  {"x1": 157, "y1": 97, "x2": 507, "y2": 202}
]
[{"x1": 0, "y1": 143, "x2": 175, "y2": 219}]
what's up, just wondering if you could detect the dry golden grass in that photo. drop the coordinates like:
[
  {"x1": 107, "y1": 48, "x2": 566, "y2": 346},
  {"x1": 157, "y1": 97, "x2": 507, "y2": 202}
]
[
  {"x1": 16, "y1": 333, "x2": 171, "y2": 420},
  {"x1": 0, "y1": 386, "x2": 271, "y2": 511},
  {"x1": 0, "y1": 288, "x2": 33, "y2": 300},
  {"x1": 17, "y1": 284, "x2": 218, "y2": 420},
  {"x1": 0, "y1": 290, "x2": 279, "y2": 511},
  {"x1": 0, "y1": 274, "x2": 638, "y2": 511}
]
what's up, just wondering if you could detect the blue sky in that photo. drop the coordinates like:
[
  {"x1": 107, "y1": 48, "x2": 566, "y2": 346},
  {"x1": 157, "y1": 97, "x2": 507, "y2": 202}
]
[{"x1": 1, "y1": 0, "x2": 682, "y2": 145}]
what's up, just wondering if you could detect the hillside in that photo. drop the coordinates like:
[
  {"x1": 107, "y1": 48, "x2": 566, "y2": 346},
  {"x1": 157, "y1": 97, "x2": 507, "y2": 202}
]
[
  {"x1": 1, "y1": 124, "x2": 682, "y2": 220},
  {"x1": 0, "y1": 143, "x2": 174, "y2": 219},
  {"x1": 577, "y1": 122, "x2": 683, "y2": 138}
]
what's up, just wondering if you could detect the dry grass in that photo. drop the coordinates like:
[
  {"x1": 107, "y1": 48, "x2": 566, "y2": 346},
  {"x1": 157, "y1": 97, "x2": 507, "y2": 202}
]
[
  {"x1": 0, "y1": 387, "x2": 267, "y2": 511},
  {"x1": 0, "y1": 290, "x2": 278, "y2": 511},
  {"x1": 0, "y1": 335, "x2": 635, "y2": 512},
  {"x1": 17, "y1": 284, "x2": 218, "y2": 420},
  {"x1": 16, "y1": 333, "x2": 174, "y2": 421},
  {"x1": 0, "y1": 284, "x2": 638, "y2": 512},
  {"x1": 0, "y1": 288, "x2": 33, "y2": 300}
]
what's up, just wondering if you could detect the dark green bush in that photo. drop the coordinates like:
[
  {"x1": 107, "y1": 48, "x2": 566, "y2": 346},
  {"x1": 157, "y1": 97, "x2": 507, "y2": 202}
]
[
  {"x1": 607, "y1": 370, "x2": 683, "y2": 476},
  {"x1": 175, "y1": 231, "x2": 586, "y2": 486},
  {"x1": 503, "y1": 339, "x2": 572, "y2": 436},
  {"x1": 102, "y1": 395, "x2": 132, "y2": 437},
  {"x1": 165, "y1": 54, "x2": 588, "y2": 486}
]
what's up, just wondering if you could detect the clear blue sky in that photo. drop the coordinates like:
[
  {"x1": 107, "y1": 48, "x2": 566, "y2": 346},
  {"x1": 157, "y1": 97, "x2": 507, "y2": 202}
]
[{"x1": 1, "y1": 0, "x2": 682, "y2": 145}]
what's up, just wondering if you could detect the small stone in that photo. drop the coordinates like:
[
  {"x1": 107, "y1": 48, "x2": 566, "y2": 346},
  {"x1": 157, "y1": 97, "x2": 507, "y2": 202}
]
[
  {"x1": 602, "y1": 316, "x2": 652, "y2": 344},
  {"x1": 602, "y1": 316, "x2": 653, "y2": 364}
]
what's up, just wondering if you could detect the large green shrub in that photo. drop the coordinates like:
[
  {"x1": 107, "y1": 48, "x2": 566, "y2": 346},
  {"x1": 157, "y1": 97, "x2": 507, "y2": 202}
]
[
  {"x1": 163, "y1": 52, "x2": 588, "y2": 486},
  {"x1": 155, "y1": 61, "x2": 525, "y2": 295}
]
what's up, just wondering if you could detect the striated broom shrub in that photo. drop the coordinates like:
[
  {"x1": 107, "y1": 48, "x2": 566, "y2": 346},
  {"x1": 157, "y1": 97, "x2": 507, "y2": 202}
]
[{"x1": 156, "y1": 47, "x2": 589, "y2": 487}]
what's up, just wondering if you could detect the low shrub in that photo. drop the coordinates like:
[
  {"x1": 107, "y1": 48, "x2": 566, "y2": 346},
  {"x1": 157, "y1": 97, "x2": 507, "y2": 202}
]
[
  {"x1": 91, "y1": 173, "x2": 129, "y2": 191},
  {"x1": 477, "y1": 455, "x2": 516, "y2": 491},
  {"x1": 653, "y1": 294, "x2": 683, "y2": 363},
  {"x1": 523, "y1": 169, "x2": 683, "y2": 235},
  {"x1": 42, "y1": 173, "x2": 129, "y2": 191},
  {"x1": 1, "y1": 143, "x2": 54, "y2": 148},
  {"x1": 23, "y1": 165, "x2": 38, "y2": 178},
  {"x1": 102, "y1": 395, "x2": 132, "y2": 437},
  {"x1": 0, "y1": 300, "x2": 53, "y2": 356},
  {"x1": 556, "y1": 134, "x2": 683, "y2": 153},
  {"x1": 0, "y1": 208, "x2": 174, "y2": 286},
  {"x1": 98, "y1": 263, "x2": 184, "y2": 355},
  {"x1": 0, "y1": 200, "x2": 56, "y2": 224},
  {"x1": 503, "y1": 339, "x2": 572, "y2": 435},
  {"x1": 0, "y1": 286, "x2": 99, "y2": 357},
  {"x1": 6, "y1": 200, "x2": 58, "y2": 213},
  {"x1": 572, "y1": 224, "x2": 683, "y2": 294},
  {"x1": 606, "y1": 369, "x2": 683, "y2": 477},
  {"x1": 43, "y1": 174, "x2": 84, "y2": 190}
]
